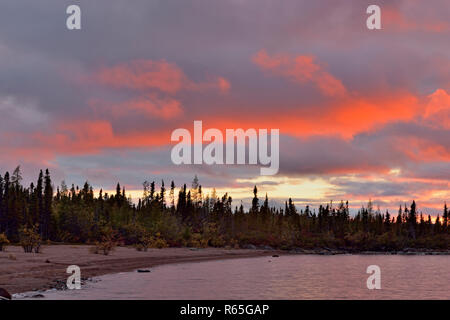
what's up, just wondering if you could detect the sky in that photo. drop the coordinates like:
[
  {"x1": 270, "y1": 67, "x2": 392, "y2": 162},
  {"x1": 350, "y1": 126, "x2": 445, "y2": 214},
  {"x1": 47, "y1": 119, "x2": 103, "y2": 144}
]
[{"x1": 0, "y1": 0, "x2": 449, "y2": 214}]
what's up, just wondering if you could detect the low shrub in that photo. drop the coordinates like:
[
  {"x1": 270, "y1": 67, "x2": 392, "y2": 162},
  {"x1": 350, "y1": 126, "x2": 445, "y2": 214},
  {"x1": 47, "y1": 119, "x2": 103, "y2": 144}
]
[
  {"x1": 134, "y1": 232, "x2": 168, "y2": 250},
  {"x1": 19, "y1": 224, "x2": 42, "y2": 253},
  {"x1": 152, "y1": 236, "x2": 169, "y2": 249},
  {"x1": 90, "y1": 227, "x2": 117, "y2": 255},
  {"x1": 91, "y1": 240, "x2": 116, "y2": 255},
  {"x1": 0, "y1": 233, "x2": 9, "y2": 252},
  {"x1": 186, "y1": 233, "x2": 208, "y2": 248}
]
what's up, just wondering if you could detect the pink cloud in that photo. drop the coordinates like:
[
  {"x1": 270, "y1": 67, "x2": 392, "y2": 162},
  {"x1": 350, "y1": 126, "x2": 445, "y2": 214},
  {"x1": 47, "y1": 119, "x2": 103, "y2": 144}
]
[
  {"x1": 383, "y1": 6, "x2": 450, "y2": 33},
  {"x1": 95, "y1": 59, "x2": 230, "y2": 94},
  {"x1": 96, "y1": 59, "x2": 185, "y2": 93},
  {"x1": 424, "y1": 89, "x2": 450, "y2": 128},
  {"x1": 252, "y1": 50, "x2": 347, "y2": 97},
  {"x1": 90, "y1": 95, "x2": 183, "y2": 120}
]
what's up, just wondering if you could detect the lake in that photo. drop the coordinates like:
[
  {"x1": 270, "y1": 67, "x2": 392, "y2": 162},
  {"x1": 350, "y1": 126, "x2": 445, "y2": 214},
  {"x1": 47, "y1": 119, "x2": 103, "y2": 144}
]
[{"x1": 27, "y1": 255, "x2": 450, "y2": 300}]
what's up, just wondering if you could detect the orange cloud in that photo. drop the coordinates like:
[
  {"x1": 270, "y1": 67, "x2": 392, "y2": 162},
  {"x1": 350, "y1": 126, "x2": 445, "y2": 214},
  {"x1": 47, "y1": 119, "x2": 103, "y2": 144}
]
[
  {"x1": 29, "y1": 120, "x2": 169, "y2": 156},
  {"x1": 5, "y1": 90, "x2": 420, "y2": 164},
  {"x1": 199, "y1": 91, "x2": 420, "y2": 139},
  {"x1": 9, "y1": 88, "x2": 440, "y2": 163},
  {"x1": 252, "y1": 50, "x2": 347, "y2": 97}
]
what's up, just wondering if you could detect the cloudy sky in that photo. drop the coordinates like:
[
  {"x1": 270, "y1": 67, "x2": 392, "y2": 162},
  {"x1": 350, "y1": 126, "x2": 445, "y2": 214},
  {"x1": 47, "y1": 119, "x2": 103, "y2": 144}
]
[{"x1": 1, "y1": 0, "x2": 449, "y2": 214}]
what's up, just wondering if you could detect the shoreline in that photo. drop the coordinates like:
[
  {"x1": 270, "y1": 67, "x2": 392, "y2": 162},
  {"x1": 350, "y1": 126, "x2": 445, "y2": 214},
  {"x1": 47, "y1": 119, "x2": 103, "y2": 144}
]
[
  {"x1": 1, "y1": 245, "x2": 448, "y2": 295},
  {"x1": 0, "y1": 245, "x2": 280, "y2": 295}
]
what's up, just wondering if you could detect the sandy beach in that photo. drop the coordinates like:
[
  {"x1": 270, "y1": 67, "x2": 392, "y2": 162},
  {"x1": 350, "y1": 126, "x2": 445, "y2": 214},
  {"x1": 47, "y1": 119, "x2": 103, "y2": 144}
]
[{"x1": 0, "y1": 245, "x2": 277, "y2": 294}]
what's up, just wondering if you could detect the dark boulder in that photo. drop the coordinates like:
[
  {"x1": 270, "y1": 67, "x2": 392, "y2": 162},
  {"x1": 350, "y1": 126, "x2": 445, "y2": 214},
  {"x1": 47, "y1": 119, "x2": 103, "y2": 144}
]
[{"x1": 0, "y1": 288, "x2": 12, "y2": 300}]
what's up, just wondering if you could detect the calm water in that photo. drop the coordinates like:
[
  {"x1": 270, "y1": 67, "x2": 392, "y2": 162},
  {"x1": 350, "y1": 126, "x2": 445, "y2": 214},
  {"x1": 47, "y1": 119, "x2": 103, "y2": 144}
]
[{"x1": 30, "y1": 255, "x2": 450, "y2": 300}]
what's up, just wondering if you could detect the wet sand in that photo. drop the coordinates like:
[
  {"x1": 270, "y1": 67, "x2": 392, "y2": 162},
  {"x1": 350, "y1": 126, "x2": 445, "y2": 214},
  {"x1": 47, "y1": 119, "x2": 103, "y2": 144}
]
[{"x1": 0, "y1": 245, "x2": 276, "y2": 294}]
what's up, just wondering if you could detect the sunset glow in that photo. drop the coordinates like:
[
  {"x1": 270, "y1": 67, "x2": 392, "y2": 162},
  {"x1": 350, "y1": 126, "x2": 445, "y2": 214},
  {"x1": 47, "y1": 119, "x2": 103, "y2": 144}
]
[{"x1": 0, "y1": 0, "x2": 449, "y2": 215}]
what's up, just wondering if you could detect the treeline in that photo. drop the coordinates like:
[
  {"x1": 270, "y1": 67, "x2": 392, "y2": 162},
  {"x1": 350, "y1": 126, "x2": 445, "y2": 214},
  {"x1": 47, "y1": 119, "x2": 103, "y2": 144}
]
[{"x1": 0, "y1": 167, "x2": 448, "y2": 251}]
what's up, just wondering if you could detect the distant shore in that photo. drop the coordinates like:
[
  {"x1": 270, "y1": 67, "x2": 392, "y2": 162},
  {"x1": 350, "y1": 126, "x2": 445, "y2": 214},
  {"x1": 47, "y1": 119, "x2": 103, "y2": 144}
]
[
  {"x1": 287, "y1": 247, "x2": 450, "y2": 255},
  {"x1": 1, "y1": 245, "x2": 448, "y2": 295}
]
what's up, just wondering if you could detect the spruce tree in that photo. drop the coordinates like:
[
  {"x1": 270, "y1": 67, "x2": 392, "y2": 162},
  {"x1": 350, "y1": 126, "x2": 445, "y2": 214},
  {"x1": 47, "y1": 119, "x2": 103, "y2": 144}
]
[
  {"x1": 42, "y1": 169, "x2": 53, "y2": 240},
  {"x1": 251, "y1": 186, "x2": 259, "y2": 215}
]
